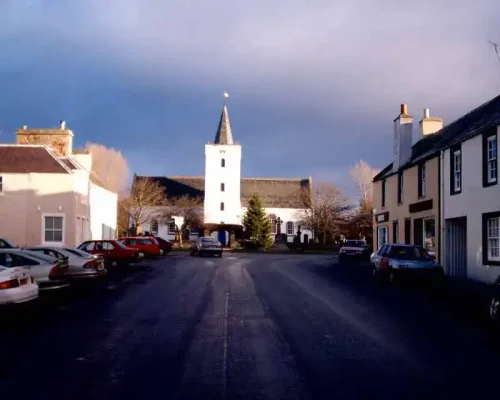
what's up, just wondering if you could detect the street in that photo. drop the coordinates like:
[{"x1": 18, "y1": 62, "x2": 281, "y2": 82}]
[{"x1": 2, "y1": 253, "x2": 500, "y2": 400}]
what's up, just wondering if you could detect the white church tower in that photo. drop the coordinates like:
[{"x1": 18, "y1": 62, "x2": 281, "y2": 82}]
[{"x1": 204, "y1": 96, "x2": 242, "y2": 226}]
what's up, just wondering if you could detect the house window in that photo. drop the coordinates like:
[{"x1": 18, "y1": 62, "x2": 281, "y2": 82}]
[
  {"x1": 44, "y1": 215, "x2": 64, "y2": 243},
  {"x1": 423, "y1": 218, "x2": 436, "y2": 254},
  {"x1": 221, "y1": 158, "x2": 225, "y2": 168},
  {"x1": 168, "y1": 222, "x2": 176, "y2": 234},
  {"x1": 377, "y1": 226, "x2": 388, "y2": 249},
  {"x1": 220, "y1": 202, "x2": 225, "y2": 211},
  {"x1": 221, "y1": 183, "x2": 225, "y2": 192},
  {"x1": 418, "y1": 163, "x2": 426, "y2": 197},
  {"x1": 450, "y1": 147, "x2": 462, "y2": 194},
  {"x1": 0, "y1": 176, "x2": 3, "y2": 193},
  {"x1": 269, "y1": 215, "x2": 277, "y2": 234},
  {"x1": 484, "y1": 133, "x2": 498, "y2": 186},
  {"x1": 483, "y1": 211, "x2": 500, "y2": 265},
  {"x1": 392, "y1": 220, "x2": 399, "y2": 243},
  {"x1": 286, "y1": 221, "x2": 294, "y2": 235},
  {"x1": 381, "y1": 180, "x2": 387, "y2": 208},
  {"x1": 151, "y1": 220, "x2": 159, "y2": 235},
  {"x1": 397, "y1": 172, "x2": 403, "y2": 204}
]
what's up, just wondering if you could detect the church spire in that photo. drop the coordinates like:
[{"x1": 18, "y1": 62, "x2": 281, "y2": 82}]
[{"x1": 214, "y1": 91, "x2": 234, "y2": 144}]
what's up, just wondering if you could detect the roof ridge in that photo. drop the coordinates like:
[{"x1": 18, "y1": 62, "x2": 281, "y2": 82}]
[
  {"x1": 44, "y1": 146, "x2": 72, "y2": 173},
  {"x1": 242, "y1": 177, "x2": 309, "y2": 181}
]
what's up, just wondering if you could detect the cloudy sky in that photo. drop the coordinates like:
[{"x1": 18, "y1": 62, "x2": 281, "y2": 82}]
[{"x1": 1, "y1": 0, "x2": 499, "y2": 192}]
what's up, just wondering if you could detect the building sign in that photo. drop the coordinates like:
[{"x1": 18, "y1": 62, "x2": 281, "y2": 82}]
[
  {"x1": 375, "y1": 212, "x2": 389, "y2": 223},
  {"x1": 409, "y1": 199, "x2": 433, "y2": 214}
]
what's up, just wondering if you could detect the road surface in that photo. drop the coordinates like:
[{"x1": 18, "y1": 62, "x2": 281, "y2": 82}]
[{"x1": 2, "y1": 253, "x2": 499, "y2": 399}]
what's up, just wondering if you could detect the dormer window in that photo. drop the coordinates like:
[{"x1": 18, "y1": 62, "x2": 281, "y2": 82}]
[{"x1": 221, "y1": 158, "x2": 225, "y2": 168}]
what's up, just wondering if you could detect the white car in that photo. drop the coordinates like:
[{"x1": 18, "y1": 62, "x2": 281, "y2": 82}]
[
  {"x1": 25, "y1": 247, "x2": 106, "y2": 280},
  {"x1": 0, "y1": 249, "x2": 70, "y2": 291},
  {"x1": 0, "y1": 266, "x2": 39, "y2": 305}
]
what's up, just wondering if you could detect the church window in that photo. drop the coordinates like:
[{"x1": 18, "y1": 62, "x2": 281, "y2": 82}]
[
  {"x1": 220, "y1": 202, "x2": 225, "y2": 211},
  {"x1": 151, "y1": 220, "x2": 159, "y2": 235},
  {"x1": 269, "y1": 214, "x2": 277, "y2": 235},
  {"x1": 221, "y1": 158, "x2": 225, "y2": 167},
  {"x1": 221, "y1": 183, "x2": 225, "y2": 192},
  {"x1": 286, "y1": 221, "x2": 294, "y2": 235}
]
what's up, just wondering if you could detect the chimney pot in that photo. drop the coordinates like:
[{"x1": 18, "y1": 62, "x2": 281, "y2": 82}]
[
  {"x1": 400, "y1": 104, "x2": 408, "y2": 115},
  {"x1": 424, "y1": 108, "x2": 430, "y2": 118},
  {"x1": 60, "y1": 120, "x2": 66, "y2": 129}
]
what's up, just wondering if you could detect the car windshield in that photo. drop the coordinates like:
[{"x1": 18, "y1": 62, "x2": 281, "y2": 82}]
[
  {"x1": 64, "y1": 248, "x2": 93, "y2": 258},
  {"x1": 389, "y1": 246, "x2": 432, "y2": 261},
  {"x1": 344, "y1": 241, "x2": 365, "y2": 248},
  {"x1": 115, "y1": 241, "x2": 129, "y2": 249},
  {"x1": 21, "y1": 250, "x2": 58, "y2": 263}
]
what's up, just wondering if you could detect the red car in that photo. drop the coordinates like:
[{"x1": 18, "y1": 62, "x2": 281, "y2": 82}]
[
  {"x1": 118, "y1": 236, "x2": 162, "y2": 259},
  {"x1": 77, "y1": 240, "x2": 139, "y2": 268}
]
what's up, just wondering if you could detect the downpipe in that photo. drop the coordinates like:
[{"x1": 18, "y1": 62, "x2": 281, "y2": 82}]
[{"x1": 440, "y1": 150, "x2": 446, "y2": 273}]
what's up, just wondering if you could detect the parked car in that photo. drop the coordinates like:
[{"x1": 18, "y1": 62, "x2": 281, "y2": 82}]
[
  {"x1": 152, "y1": 236, "x2": 173, "y2": 255},
  {"x1": 371, "y1": 244, "x2": 444, "y2": 286},
  {"x1": 0, "y1": 238, "x2": 17, "y2": 249},
  {"x1": 25, "y1": 246, "x2": 106, "y2": 280},
  {"x1": 190, "y1": 237, "x2": 223, "y2": 257},
  {"x1": 490, "y1": 275, "x2": 500, "y2": 323},
  {"x1": 0, "y1": 249, "x2": 69, "y2": 290},
  {"x1": 118, "y1": 236, "x2": 161, "y2": 259},
  {"x1": 77, "y1": 240, "x2": 140, "y2": 268},
  {"x1": 338, "y1": 240, "x2": 370, "y2": 264},
  {"x1": 0, "y1": 266, "x2": 39, "y2": 305}
]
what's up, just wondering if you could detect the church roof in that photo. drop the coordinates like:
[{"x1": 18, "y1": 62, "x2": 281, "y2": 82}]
[
  {"x1": 214, "y1": 106, "x2": 234, "y2": 144},
  {"x1": 135, "y1": 175, "x2": 312, "y2": 209}
]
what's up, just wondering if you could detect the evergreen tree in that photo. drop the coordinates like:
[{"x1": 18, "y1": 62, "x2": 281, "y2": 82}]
[{"x1": 243, "y1": 193, "x2": 273, "y2": 249}]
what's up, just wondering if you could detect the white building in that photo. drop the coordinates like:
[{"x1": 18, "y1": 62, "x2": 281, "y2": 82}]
[
  {"x1": 134, "y1": 105, "x2": 313, "y2": 245},
  {"x1": 442, "y1": 94, "x2": 500, "y2": 283}
]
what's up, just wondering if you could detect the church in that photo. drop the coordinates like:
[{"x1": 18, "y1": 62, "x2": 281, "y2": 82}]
[{"x1": 133, "y1": 103, "x2": 313, "y2": 245}]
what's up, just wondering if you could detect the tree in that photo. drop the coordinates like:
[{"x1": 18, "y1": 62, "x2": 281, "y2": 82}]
[
  {"x1": 85, "y1": 142, "x2": 129, "y2": 194},
  {"x1": 123, "y1": 178, "x2": 167, "y2": 233},
  {"x1": 296, "y1": 182, "x2": 350, "y2": 243},
  {"x1": 168, "y1": 195, "x2": 204, "y2": 245},
  {"x1": 242, "y1": 193, "x2": 273, "y2": 249}
]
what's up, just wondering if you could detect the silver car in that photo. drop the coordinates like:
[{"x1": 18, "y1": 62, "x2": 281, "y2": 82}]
[
  {"x1": 25, "y1": 247, "x2": 106, "y2": 280},
  {"x1": 190, "y1": 237, "x2": 223, "y2": 257},
  {"x1": 0, "y1": 249, "x2": 70, "y2": 290}
]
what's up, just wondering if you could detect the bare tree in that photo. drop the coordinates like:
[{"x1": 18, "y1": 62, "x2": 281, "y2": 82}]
[
  {"x1": 349, "y1": 160, "x2": 380, "y2": 205},
  {"x1": 489, "y1": 40, "x2": 500, "y2": 64},
  {"x1": 122, "y1": 178, "x2": 167, "y2": 233},
  {"x1": 296, "y1": 182, "x2": 350, "y2": 243},
  {"x1": 85, "y1": 142, "x2": 129, "y2": 193},
  {"x1": 168, "y1": 195, "x2": 204, "y2": 245}
]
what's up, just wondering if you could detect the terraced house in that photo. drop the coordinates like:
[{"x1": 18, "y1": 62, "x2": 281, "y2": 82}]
[{"x1": 373, "y1": 104, "x2": 443, "y2": 259}]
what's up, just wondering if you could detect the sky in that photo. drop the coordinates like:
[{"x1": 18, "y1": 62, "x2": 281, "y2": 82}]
[{"x1": 1, "y1": 0, "x2": 500, "y2": 194}]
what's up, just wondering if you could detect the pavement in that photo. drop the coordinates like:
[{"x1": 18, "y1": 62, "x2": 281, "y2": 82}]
[{"x1": 1, "y1": 253, "x2": 500, "y2": 400}]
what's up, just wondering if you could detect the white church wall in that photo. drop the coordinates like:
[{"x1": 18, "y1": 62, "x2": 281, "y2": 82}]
[
  {"x1": 240, "y1": 207, "x2": 313, "y2": 243},
  {"x1": 204, "y1": 144, "x2": 242, "y2": 225}
]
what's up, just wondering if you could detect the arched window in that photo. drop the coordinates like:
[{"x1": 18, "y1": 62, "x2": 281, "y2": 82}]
[
  {"x1": 221, "y1": 182, "x2": 225, "y2": 192},
  {"x1": 220, "y1": 202, "x2": 225, "y2": 211},
  {"x1": 221, "y1": 158, "x2": 225, "y2": 167},
  {"x1": 286, "y1": 221, "x2": 294, "y2": 235},
  {"x1": 151, "y1": 220, "x2": 159, "y2": 235},
  {"x1": 269, "y1": 214, "x2": 277, "y2": 235}
]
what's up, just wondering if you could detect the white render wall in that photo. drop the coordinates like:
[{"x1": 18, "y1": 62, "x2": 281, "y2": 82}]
[
  {"x1": 443, "y1": 131, "x2": 500, "y2": 283},
  {"x1": 204, "y1": 143, "x2": 242, "y2": 225},
  {"x1": 89, "y1": 182, "x2": 118, "y2": 241}
]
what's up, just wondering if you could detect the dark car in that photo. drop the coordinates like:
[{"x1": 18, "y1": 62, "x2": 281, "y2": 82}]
[
  {"x1": 0, "y1": 238, "x2": 17, "y2": 249},
  {"x1": 338, "y1": 240, "x2": 369, "y2": 264},
  {"x1": 153, "y1": 236, "x2": 173, "y2": 255},
  {"x1": 371, "y1": 243, "x2": 444, "y2": 286}
]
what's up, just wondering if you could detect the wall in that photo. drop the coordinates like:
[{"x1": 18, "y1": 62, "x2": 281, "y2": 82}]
[
  {"x1": 373, "y1": 156, "x2": 440, "y2": 257},
  {"x1": 443, "y1": 132, "x2": 500, "y2": 283},
  {"x1": 89, "y1": 182, "x2": 118, "y2": 241},
  {"x1": 204, "y1": 144, "x2": 242, "y2": 225},
  {"x1": 0, "y1": 173, "x2": 77, "y2": 247}
]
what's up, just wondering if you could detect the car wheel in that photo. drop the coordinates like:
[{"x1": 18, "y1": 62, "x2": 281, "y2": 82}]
[
  {"x1": 490, "y1": 296, "x2": 500, "y2": 322},
  {"x1": 137, "y1": 251, "x2": 145, "y2": 260},
  {"x1": 218, "y1": 251, "x2": 223, "y2": 257},
  {"x1": 372, "y1": 268, "x2": 383, "y2": 284},
  {"x1": 338, "y1": 255, "x2": 344, "y2": 264},
  {"x1": 388, "y1": 270, "x2": 398, "y2": 285}
]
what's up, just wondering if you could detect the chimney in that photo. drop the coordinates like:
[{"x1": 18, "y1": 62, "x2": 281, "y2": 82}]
[
  {"x1": 60, "y1": 120, "x2": 66, "y2": 129},
  {"x1": 392, "y1": 103, "x2": 413, "y2": 172},
  {"x1": 419, "y1": 108, "x2": 443, "y2": 137}
]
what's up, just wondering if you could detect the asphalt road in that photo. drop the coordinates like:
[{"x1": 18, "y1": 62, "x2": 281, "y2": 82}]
[{"x1": 2, "y1": 253, "x2": 500, "y2": 400}]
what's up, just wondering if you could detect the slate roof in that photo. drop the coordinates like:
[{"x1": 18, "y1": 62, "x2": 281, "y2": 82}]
[
  {"x1": 134, "y1": 175, "x2": 312, "y2": 209},
  {"x1": 214, "y1": 106, "x2": 234, "y2": 144},
  {"x1": 374, "y1": 93, "x2": 500, "y2": 182},
  {"x1": 0, "y1": 145, "x2": 70, "y2": 174}
]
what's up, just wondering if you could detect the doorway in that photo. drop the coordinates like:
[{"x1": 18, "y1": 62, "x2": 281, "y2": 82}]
[
  {"x1": 218, "y1": 230, "x2": 227, "y2": 246},
  {"x1": 445, "y1": 217, "x2": 467, "y2": 277}
]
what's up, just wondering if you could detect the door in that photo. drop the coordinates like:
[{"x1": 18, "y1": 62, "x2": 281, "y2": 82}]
[
  {"x1": 445, "y1": 217, "x2": 467, "y2": 277},
  {"x1": 404, "y1": 219, "x2": 411, "y2": 244},
  {"x1": 377, "y1": 226, "x2": 388, "y2": 249},
  {"x1": 413, "y1": 218, "x2": 423, "y2": 246},
  {"x1": 392, "y1": 221, "x2": 399, "y2": 244},
  {"x1": 218, "y1": 230, "x2": 226, "y2": 246}
]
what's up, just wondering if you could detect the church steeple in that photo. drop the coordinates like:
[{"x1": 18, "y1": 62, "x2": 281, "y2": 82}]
[{"x1": 214, "y1": 105, "x2": 234, "y2": 145}]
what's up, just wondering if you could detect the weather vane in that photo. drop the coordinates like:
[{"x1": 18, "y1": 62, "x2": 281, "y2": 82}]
[{"x1": 223, "y1": 91, "x2": 229, "y2": 105}]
